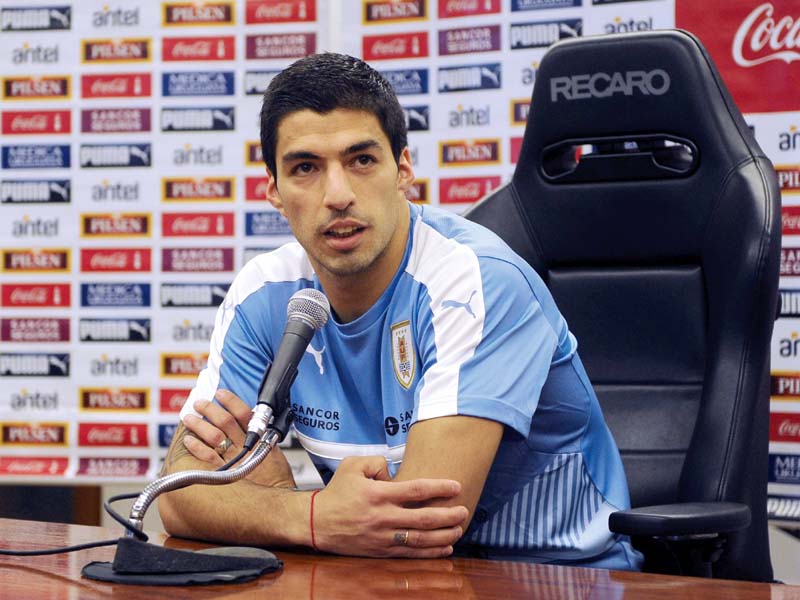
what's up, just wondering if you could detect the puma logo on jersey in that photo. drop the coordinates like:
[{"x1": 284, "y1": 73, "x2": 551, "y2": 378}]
[
  {"x1": 305, "y1": 343, "x2": 325, "y2": 375},
  {"x1": 441, "y1": 290, "x2": 478, "y2": 318}
]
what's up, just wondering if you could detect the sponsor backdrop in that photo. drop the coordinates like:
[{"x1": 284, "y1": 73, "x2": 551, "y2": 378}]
[{"x1": 0, "y1": 0, "x2": 798, "y2": 521}]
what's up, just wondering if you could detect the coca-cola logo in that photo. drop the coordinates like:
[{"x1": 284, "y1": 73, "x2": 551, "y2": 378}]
[
  {"x1": 160, "y1": 388, "x2": 190, "y2": 412},
  {"x1": 175, "y1": 41, "x2": 210, "y2": 57},
  {"x1": 78, "y1": 423, "x2": 148, "y2": 447},
  {"x1": 783, "y1": 206, "x2": 800, "y2": 234},
  {"x1": 771, "y1": 412, "x2": 800, "y2": 441},
  {"x1": 0, "y1": 457, "x2": 68, "y2": 475},
  {"x1": 10, "y1": 288, "x2": 46, "y2": 303},
  {"x1": 733, "y1": 3, "x2": 800, "y2": 67}
]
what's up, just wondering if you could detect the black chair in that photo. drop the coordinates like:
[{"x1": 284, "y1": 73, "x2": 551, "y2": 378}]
[{"x1": 465, "y1": 30, "x2": 780, "y2": 581}]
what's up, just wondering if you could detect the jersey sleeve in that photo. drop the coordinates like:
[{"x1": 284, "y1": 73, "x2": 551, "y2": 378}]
[{"x1": 412, "y1": 256, "x2": 561, "y2": 437}]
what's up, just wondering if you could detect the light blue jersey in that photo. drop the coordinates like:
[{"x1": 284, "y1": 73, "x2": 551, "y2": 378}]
[{"x1": 182, "y1": 202, "x2": 642, "y2": 570}]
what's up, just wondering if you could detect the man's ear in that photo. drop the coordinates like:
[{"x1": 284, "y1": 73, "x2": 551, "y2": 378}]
[
  {"x1": 396, "y1": 147, "x2": 415, "y2": 193},
  {"x1": 265, "y1": 169, "x2": 285, "y2": 215}
]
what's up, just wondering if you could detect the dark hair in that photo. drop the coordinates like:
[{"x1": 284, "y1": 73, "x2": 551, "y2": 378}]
[{"x1": 259, "y1": 53, "x2": 407, "y2": 177}]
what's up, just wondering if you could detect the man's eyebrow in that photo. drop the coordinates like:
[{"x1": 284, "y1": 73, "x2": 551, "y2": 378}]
[
  {"x1": 281, "y1": 150, "x2": 320, "y2": 164},
  {"x1": 280, "y1": 140, "x2": 382, "y2": 165},
  {"x1": 342, "y1": 139, "x2": 381, "y2": 156}
]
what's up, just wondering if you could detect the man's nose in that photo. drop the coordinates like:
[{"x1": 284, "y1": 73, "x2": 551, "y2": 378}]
[{"x1": 322, "y1": 164, "x2": 356, "y2": 211}]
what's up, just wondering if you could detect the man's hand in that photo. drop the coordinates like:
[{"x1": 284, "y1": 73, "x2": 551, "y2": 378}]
[{"x1": 313, "y1": 455, "x2": 467, "y2": 558}]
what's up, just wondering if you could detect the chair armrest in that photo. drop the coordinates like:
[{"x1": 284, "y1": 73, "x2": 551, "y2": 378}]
[{"x1": 608, "y1": 502, "x2": 751, "y2": 537}]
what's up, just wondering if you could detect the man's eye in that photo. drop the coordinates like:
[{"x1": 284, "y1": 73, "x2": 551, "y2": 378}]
[
  {"x1": 291, "y1": 163, "x2": 315, "y2": 175},
  {"x1": 355, "y1": 155, "x2": 375, "y2": 167}
]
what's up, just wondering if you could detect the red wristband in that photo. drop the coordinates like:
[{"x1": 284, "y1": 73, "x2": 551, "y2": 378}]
[{"x1": 309, "y1": 489, "x2": 321, "y2": 551}]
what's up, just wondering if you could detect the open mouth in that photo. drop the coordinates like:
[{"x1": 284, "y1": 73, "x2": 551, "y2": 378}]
[{"x1": 325, "y1": 226, "x2": 364, "y2": 238}]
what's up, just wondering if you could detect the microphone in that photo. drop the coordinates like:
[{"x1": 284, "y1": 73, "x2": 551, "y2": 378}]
[{"x1": 245, "y1": 288, "x2": 330, "y2": 447}]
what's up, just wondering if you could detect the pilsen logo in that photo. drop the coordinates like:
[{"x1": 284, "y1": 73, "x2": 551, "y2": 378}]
[
  {"x1": 162, "y1": 212, "x2": 235, "y2": 237},
  {"x1": 1, "y1": 6, "x2": 71, "y2": 31},
  {"x1": 2, "y1": 110, "x2": 70, "y2": 135},
  {"x1": 2, "y1": 248, "x2": 70, "y2": 273},
  {"x1": 1, "y1": 423, "x2": 67, "y2": 446},
  {"x1": 162, "y1": 353, "x2": 208, "y2": 377},
  {"x1": 0, "y1": 353, "x2": 70, "y2": 377},
  {"x1": 82, "y1": 38, "x2": 151, "y2": 63},
  {"x1": 79, "y1": 318, "x2": 151, "y2": 342},
  {"x1": 80, "y1": 213, "x2": 151, "y2": 238},
  {"x1": 80, "y1": 248, "x2": 151, "y2": 273},
  {"x1": 438, "y1": 25, "x2": 501, "y2": 56},
  {"x1": 163, "y1": 71, "x2": 234, "y2": 96},
  {"x1": 2, "y1": 145, "x2": 70, "y2": 169},
  {"x1": 771, "y1": 412, "x2": 800, "y2": 442},
  {"x1": 246, "y1": 0, "x2": 316, "y2": 23},
  {"x1": 781, "y1": 247, "x2": 800, "y2": 276},
  {"x1": 1, "y1": 283, "x2": 70, "y2": 308},
  {"x1": 364, "y1": 0, "x2": 426, "y2": 24},
  {"x1": 78, "y1": 457, "x2": 149, "y2": 477},
  {"x1": 439, "y1": 0, "x2": 500, "y2": 18},
  {"x1": 163, "y1": 36, "x2": 235, "y2": 61},
  {"x1": 439, "y1": 176, "x2": 502, "y2": 204},
  {"x1": 78, "y1": 423, "x2": 148, "y2": 447},
  {"x1": 778, "y1": 165, "x2": 800, "y2": 193},
  {"x1": 1, "y1": 179, "x2": 70, "y2": 204},
  {"x1": 405, "y1": 179, "x2": 429, "y2": 204},
  {"x1": 246, "y1": 211, "x2": 292, "y2": 236},
  {"x1": 80, "y1": 143, "x2": 151, "y2": 168},
  {"x1": 80, "y1": 388, "x2": 149, "y2": 411},
  {"x1": 733, "y1": 3, "x2": 800, "y2": 67},
  {"x1": 1, "y1": 318, "x2": 70, "y2": 343},
  {"x1": 783, "y1": 206, "x2": 800, "y2": 235},
  {"x1": 772, "y1": 372, "x2": 800, "y2": 397},
  {"x1": 162, "y1": 247, "x2": 234, "y2": 272},
  {"x1": 81, "y1": 283, "x2": 151, "y2": 308},
  {"x1": 0, "y1": 457, "x2": 68, "y2": 476},
  {"x1": 160, "y1": 388, "x2": 190, "y2": 412},
  {"x1": 246, "y1": 141, "x2": 263, "y2": 166},
  {"x1": 161, "y1": 107, "x2": 235, "y2": 132},
  {"x1": 246, "y1": 33, "x2": 316, "y2": 59},
  {"x1": 81, "y1": 108, "x2": 151, "y2": 133},
  {"x1": 440, "y1": 139, "x2": 501, "y2": 166},
  {"x1": 163, "y1": 177, "x2": 235, "y2": 202},
  {"x1": 81, "y1": 73, "x2": 151, "y2": 98},
  {"x1": 160, "y1": 283, "x2": 229, "y2": 308},
  {"x1": 245, "y1": 176, "x2": 269, "y2": 201},
  {"x1": 363, "y1": 31, "x2": 428, "y2": 60},
  {"x1": 162, "y1": 2, "x2": 235, "y2": 26},
  {"x1": 511, "y1": 99, "x2": 531, "y2": 125},
  {"x1": 2, "y1": 75, "x2": 70, "y2": 100}
]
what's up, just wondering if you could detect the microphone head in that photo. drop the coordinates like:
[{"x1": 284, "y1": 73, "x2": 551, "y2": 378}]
[{"x1": 287, "y1": 288, "x2": 330, "y2": 330}]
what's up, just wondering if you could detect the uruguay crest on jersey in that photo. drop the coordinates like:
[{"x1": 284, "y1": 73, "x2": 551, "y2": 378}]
[{"x1": 390, "y1": 320, "x2": 415, "y2": 389}]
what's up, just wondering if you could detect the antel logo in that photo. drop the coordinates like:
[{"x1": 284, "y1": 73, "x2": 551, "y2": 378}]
[
  {"x1": 162, "y1": 247, "x2": 234, "y2": 272},
  {"x1": 161, "y1": 353, "x2": 208, "y2": 377},
  {"x1": 2, "y1": 248, "x2": 70, "y2": 273},
  {"x1": 363, "y1": 31, "x2": 429, "y2": 61},
  {"x1": 81, "y1": 283, "x2": 151, "y2": 308},
  {"x1": 406, "y1": 179, "x2": 429, "y2": 204},
  {"x1": 92, "y1": 6, "x2": 139, "y2": 27},
  {"x1": 9, "y1": 389, "x2": 58, "y2": 411},
  {"x1": 11, "y1": 216, "x2": 59, "y2": 238},
  {"x1": 778, "y1": 165, "x2": 800, "y2": 193},
  {"x1": 783, "y1": 206, "x2": 800, "y2": 235},
  {"x1": 439, "y1": 176, "x2": 502, "y2": 204},
  {"x1": 781, "y1": 247, "x2": 800, "y2": 276},
  {"x1": 440, "y1": 139, "x2": 501, "y2": 166},
  {"x1": 82, "y1": 38, "x2": 151, "y2": 63},
  {"x1": 1, "y1": 283, "x2": 70, "y2": 308},
  {"x1": 80, "y1": 213, "x2": 150, "y2": 238},
  {"x1": 364, "y1": 0, "x2": 426, "y2": 23},
  {"x1": 78, "y1": 423, "x2": 148, "y2": 447},
  {"x1": 163, "y1": 36, "x2": 235, "y2": 61},
  {"x1": 2, "y1": 110, "x2": 70, "y2": 135},
  {"x1": 246, "y1": 0, "x2": 316, "y2": 23},
  {"x1": 0, "y1": 353, "x2": 70, "y2": 377},
  {"x1": 1, "y1": 179, "x2": 70, "y2": 204},
  {"x1": 81, "y1": 108, "x2": 151, "y2": 133},
  {"x1": 162, "y1": 1, "x2": 235, "y2": 26},
  {"x1": 439, "y1": 0, "x2": 501, "y2": 18},
  {"x1": 1, "y1": 318, "x2": 70, "y2": 343},
  {"x1": 245, "y1": 176, "x2": 269, "y2": 201},
  {"x1": 174, "y1": 144, "x2": 222, "y2": 166},
  {"x1": 160, "y1": 283, "x2": 229, "y2": 308},
  {"x1": 163, "y1": 71, "x2": 234, "y2": 96},
  {"x1": 771, "y1": 371, "x2": 800, "y2": 396},
  {"x1": 162, "y1": 177, "x2": 234, "y2": 202},
  {"x1": 11, "y1": 42, "x2": 59, "y2": 65},
  {"x1": 79, "y1": 318, "x2": 151, "y2": 343},
  {"x1": 162, "y1": 212, "x2": 235, "y2": 237},
  {"x1": 246, "y1": 33, "x2": 316, "y2": 60},
  {"x1": 438, "y1": 25, "x2": 501, "y2": 56},
  {"x1": 159, "y1": 388, "x2": 190, "y2": 412},
  {"x1": 81, "y1": 73, "x2": 151, "y2": 98},
  {"x1": 448, "y1": 104, "x2": 490, "y2": 127},
  {"x1": 550, "y1": 70, "x2": 671, "y2": 102},
  {"x1": 0, "y1": 457, "x2": 68, "y2": 476},
  {"x1": 510, "y1": 19, "x2": 582, "y2": 50},
  {"x1": 1, "y1": 423, "x2": 67, "y2": 446},
  {"x1": 2, "y1": 76, "x2": 69, "y2": 102},
  {"x1": 90, "y1": 354, "x2": 139, "y2": 377},
  {"x1": 77, "y1": 457, "x2": 149, "y2": 477},
  {"x1": 1, "y1": 6, "x2": 71, "y2": 31},
  {"x1": 80, "y1": 248, "x2": 151, "y2": 273},
  {"x1": 771, "y1": 412, "x2": 800, "y2": 442},
  {"x1": 173, "y1": 319, "x2": 213, "y2": 342},
  {"x1": 80, "y1": 388, "x2": 149, "y2": 411}
]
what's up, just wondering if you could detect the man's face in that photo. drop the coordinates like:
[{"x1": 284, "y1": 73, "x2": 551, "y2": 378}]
[{"x1": 266, "y1": 108, "x2": 414, "y2": 284}]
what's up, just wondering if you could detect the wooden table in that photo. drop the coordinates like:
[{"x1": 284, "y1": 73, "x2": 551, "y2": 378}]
[{"x1": 1, "y1": 517, "x2": 798, "y2": 599}]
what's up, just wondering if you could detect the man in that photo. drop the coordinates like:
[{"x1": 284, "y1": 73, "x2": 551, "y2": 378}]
[{"x1": 160, "y1": 53, "x2": 641, "y2": 570}]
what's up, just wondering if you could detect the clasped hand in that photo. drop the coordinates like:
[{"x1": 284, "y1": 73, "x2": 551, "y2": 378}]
[{"x1": 181, "y1": 390, "x2": 468, "y2": 557}]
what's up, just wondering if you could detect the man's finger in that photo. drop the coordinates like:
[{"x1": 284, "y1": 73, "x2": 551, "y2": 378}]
[
  {"x1": 401, "y1": 526, "x2": 463, "y2": 549},
  {"x1": 377, "y1": 477, "x2": 461, "y2": 503},
  {"x1": 183, "y1": 413, "x2": 229, "y2": 450},
  {"x1": 214, "y1": 389, "x2": 253, "y2": 430},
  {"x1": 386, "y1": 545, "x2": 454, "y2": 559},
  {"x1": 385, "y1": 505, "x2": 468, "y2": 531},
  {"x1": 194, "y1": 399, "x2": 246, "y2": 447},
  {"x1": 183, "y1": 434, "x2": 224, "y2": 466}
]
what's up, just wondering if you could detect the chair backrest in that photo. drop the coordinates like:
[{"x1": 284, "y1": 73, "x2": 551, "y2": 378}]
[{"x1": 465, "y1": 30, "x2": 780, "y2": 581}]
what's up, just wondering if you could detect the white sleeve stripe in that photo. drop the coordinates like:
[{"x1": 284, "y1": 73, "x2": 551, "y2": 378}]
[
  {"x1": 405, "y1": 216, "x2": 485, "y2": 421},
  {"x1": 180, "y1": 243, "x2": 313, "y2": 420},
  {"x1": 294, "y1": 429, "x2": 406, "y2": 463}
]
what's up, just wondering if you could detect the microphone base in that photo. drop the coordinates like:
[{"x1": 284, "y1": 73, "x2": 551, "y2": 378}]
[{"x1": 81, "y1": 537, "x2": 282, "y2": 586}]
